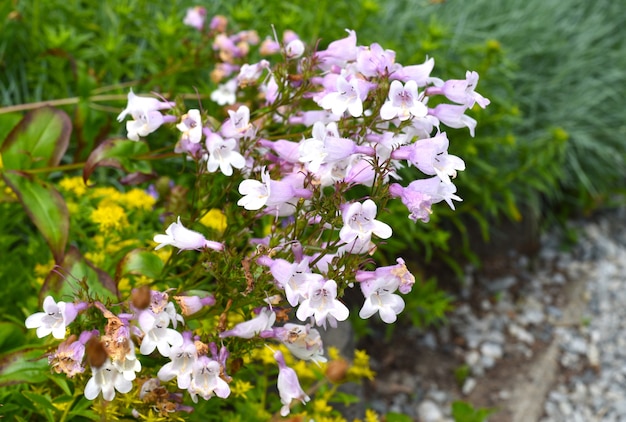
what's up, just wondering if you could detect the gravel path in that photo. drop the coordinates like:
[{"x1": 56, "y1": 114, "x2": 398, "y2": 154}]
[{"x1": 357, "y1": 206, "x2": 626, "y2": 422}]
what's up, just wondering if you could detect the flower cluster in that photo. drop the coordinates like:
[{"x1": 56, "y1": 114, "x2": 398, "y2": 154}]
[{"x1": 26, "y1": 12, "x2": 488, "y2": 419}]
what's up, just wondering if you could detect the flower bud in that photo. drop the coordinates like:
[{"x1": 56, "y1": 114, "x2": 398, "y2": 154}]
[
  {"x1": 131, "y1": 285, "x2": 152, "y2": 310},
  {"x1": 325, "y1": 359, "x2": 349, "y2": 383},
  {"x1": 85, "y1": 337, "x2": 108, "y2": 369}
]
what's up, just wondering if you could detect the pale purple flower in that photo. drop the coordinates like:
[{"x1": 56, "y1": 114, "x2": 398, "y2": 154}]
[
  {"x1": 391, "y1": 57, "x2": 436, "y2": 86},
  {"x1": 389, "y1": 177, "x2": 462, "y2": 222},
  {"x1": 391, "y1": 132, "x2": 465, "y2": 184},
  {"x1": 315, "y1": 29, "x2": 358, "y2": 71},
  {"x1": 288, "y1": 110, "x2": 339, "y2": 127},
  {"x1": 157, "y1": 331, "x2": 198, "y2": 389},
  {"x1": 237, "y1": 168, "x2": 312, "y2": 211},
  {"x1": 358, "y1": 275, "x2": 405, "y2": 324},
  {"x1": 237, "y1": 169, "x2": 271, "y2": 210},
  {"x1": 84, "y1": 360, "x2": 133, "y2": 401},
  {"x1": 319, "y1": 75, "x2": 370, "y2": 118},
  {"x1": 154, "y1": 216, "x2": 224, "y2": 252},
  {"x1": 188, "y1": 356, "x2": 231, "y2": 402},
  {"x1": 219, "y1": 307, "x2": 276, "y2": 339},
  {"x1": 48, "y1": 330, "x2": 97, "y2": 377},
  {"x1": 183, "y1": 6, "x2": 206, "y2": 31},
  {"x1": 298, "y1": 121, "x2": 373, "y2": 174},
  {"x1": 126, "y1": 110, "x2": 176, "y2": 141},
  {"x1": 205, "y1": 132, "x2": 246, "y2": 176},
  {"x1": 260, "y1": 37, "x2": 281, "y2": 55},
  {"x1": 274, "y1": 350, "x2": 310, "y2": 416},
  {"x1": 176, "y1": 109, "x2": 203, "y2": 144},
  {"x1": 427, "y1": 70, "x2": 490, "y2": 109},
  {"x1": 258, "y1": 139, "x2": 301, "y2": 164},
  {"x1": 356, "y1": 257, "x2": 416, "y2": 300},
  {"x1": 273, "y1": 323, "x2": 327, "y2": 365},
  {"x1": 285, "y1": 39, "x2": 305, "y2": 59},
  {"x1": 339, "y1": 199, "x2": 392, "y2": 245},
  {"x1": 210, "y1": 78, "x2": 237, "y2": 106},
  {"x1": 213, "y1": 33, "x2": 243, "y2": 59},
  {"x1": 112, "y1": 339, "x2": 142, "y2": 381},
  {"x1": 296, "y1": 279, "x2": 349, "y2": 329},
  {"x1": 264, "y1": 75, "x2": 279, "y2": 104},
  {"x1": 380, "y1": 80, "x2": 428, "y2": 121},
  {"x1": 25, "y1": 296, "x2": 86, "y2": 339},
  {"x1": 237, "y1": 60, "x2": 270, "y2": 87},
  {"x1": 116, "y1": 89, "x2": 175, "y2": 123},
  {"x1": 429, "y1": 103, "x2": 477, "y2": 137},
  {"x1": 356, "y1": 43, "x2": 398, "y2": 77},
  {"x1": 138, "y1": 311, "x2": 184, "y2": 358},
  {"x1": 258, "y1": 256, "x2": 324, "y2": 306},
  {"x1": 388, "y1": 183, "x2": 434, "y2": 222},
  {"x1": 174, "y1": 294, "x2": 216, "y2": 316},
  {"x1": 220, "y1": 105, "x2": 255, "y2": 139}
]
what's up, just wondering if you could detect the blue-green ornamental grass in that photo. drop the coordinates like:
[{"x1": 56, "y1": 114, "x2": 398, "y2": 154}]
[{"x1": 2, "y1": 7, "x2": 491, "y2": 420}]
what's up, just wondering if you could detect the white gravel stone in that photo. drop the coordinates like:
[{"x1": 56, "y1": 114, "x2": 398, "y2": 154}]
[
  {"x1": 462, "y1": 378, "x2": 477, "y2": 395},
  {"x1": 480, "y1": 342, "x2": 503, "y2": 360},
  {"x1": 417, "y1": 400, "x2": 443, "y2": 422}
]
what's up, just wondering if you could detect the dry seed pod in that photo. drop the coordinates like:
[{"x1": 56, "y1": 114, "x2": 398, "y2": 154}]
[
  {"x1": 325, "y1": 359, "x2": 349, "y2": 384},
  {"x1": 85, "y1": 337, "x2": 108, "y2": 368},
  {"x1": 131, "y1": 285, "x2": 151, "y2": 310}
]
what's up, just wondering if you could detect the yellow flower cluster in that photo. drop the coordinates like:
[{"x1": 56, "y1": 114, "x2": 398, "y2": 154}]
[
  {"x1": 230, "y1": 380, "x2": 254, "y2": 398},
  {"x1": 120, "y1": 188, "x2": 157, "y2": 211},
  {"x1": 347, "y1": 350, "x2": 376, "y2": 381},
  {"x1": 199, "y1": 208, "x2": 227, "y2": 233},
  {"x1": 90, "y1": 203, "x2": 128, "y2": 233},
  {"x1": 58, "y1": 176, "x2": 87, "y2": 196}
]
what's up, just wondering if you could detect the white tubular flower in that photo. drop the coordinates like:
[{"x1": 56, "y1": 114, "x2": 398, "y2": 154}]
[
  {"x1": 154, "y1": 216, "x2": 224, "y2": 252},
  {"x1": 188, "y1": 357, "x2": 231, "y2": 403},
  {"x1": 219, "y1": 308, "x2": 276, "y2": 339},
  {"x1": 157, "y1": 331, "x2": 197, "y2": 389},
  {"x1": 205, "y1": 132, "x2": 246, "y2": 176},
  {"x1": 111, "y1": 340, "x2": 142, "y2": 381},
  {"x1": 237, "y1": 168, "x2": 271, "y2": 210},
  {"x1": 25, "y1": 296, "x2": 83, "y2": 340},
  {"x1": 274, "y1": 350, "x2": 310, "y2": 416},
  {"x1": 138, "y1": 311, "x2": 184, "y2": 358},
  {"x1": 380, "y1": 80, "x2": 427, "y2": 121},
  {"x1": 84, "y1": 360, "x2": 132, "y2": 401},
  {"x1": 176, "y1": 109, "x2": 203, "y2": 144},
  {"x1": 296, "y1": 279, "x2": 349, "y2": 329}
]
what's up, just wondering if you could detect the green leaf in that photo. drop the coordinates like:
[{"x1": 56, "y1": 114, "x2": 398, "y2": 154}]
[
  {"x1": 115, "y1": 248, "x2": 164, "y2": 281},
  {"x1": 41, "y1": 245, "x2": 118, "y2": 301},
  {"x1": 47, "y1": 374, "x2": 72, "y2": 396},
  {"x1": 0, "y1": 112, "x2": 22, "y2": 147},
  {"x1": 384, "y1": 413, "x2": 414, "y2": 422},
  {"x1": 82, "y1": 138, "x2": 152, "y2": 183},
  {"x1": 0, "y1": 348, "x2": 49, "y2": 386},
  {"x1": 22, "y1": 391, "x2": 57, "y2": 422},
  {"x1": 0, "y1": 322, "x2": 27, "y2": 353},
  {"x1": 0, "y1": 106, "x2": 71, "y2": 170},
  {"x1": 451, "y1": 400, "x2": 496, "y2": 422},
  {"x1": 2, "y1": 172, "x2": 69, "y2": 263}
]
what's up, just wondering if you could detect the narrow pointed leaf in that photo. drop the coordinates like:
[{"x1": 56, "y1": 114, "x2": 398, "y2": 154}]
[
  {"x1": 41, "y1": 246, "x2": 118, "y2": 302},
  {"x1": 0, "y1": 113, "x2": 23, "y2": 148},
  {"x1": 116, "y1": 248, "x2": 164, "y2": 281},
  {"x1": 0, "y1": 106, "x2": 71, "y2": 170},
  {"x1": 0, "y1": 348, "x2": 50, "y2": 386},
  {"x1": 3, "y1": 172, "x2": 68, "y2": 263},
  {"x1": 83, "y1": 138, "x2": 151, "y2": 183}
]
